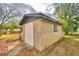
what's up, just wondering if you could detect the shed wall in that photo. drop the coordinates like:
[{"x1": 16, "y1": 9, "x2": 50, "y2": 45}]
[
  {"x1": 22, "y1": 22, "x2": 34, "y2": 47},
  {"x1": 22, "y1": 18, "x2": 62, "y2": 51},
  {"x1": 33, "y1": 18, "x2": 62, "y2": 51},
  {"x1": 41, "y1": 19, "x2": 62, "y2": 51},
  {"x1": 33, "y1": 20, "x2": 42, "y2": 50}
]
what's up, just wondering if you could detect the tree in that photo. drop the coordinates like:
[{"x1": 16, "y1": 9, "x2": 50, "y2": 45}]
[
  {"x1": 3, "y1": 20, "x2": 20, "y2": 30},
  {"x1": 0, "y1": 4, "x2": 15, "y2": 36},
  {"x1": 53, "y1": 3, "x2": 79, "y2": 34}
]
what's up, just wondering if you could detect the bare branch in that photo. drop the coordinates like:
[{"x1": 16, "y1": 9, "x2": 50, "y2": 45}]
[{"x1": 0, "y1": 6, "x2": 13, "y2": 27}]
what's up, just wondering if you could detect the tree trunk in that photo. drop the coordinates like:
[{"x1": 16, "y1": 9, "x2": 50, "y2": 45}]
[
  {"x1": 65, "y1": 31, "x2": 69, "y2": 35},
  {"x1": 0, "y1": 29, "x2": 2, "y2": 36},
  {"x1": 0, "y1": 22, "x2": 2, "y2": 36}
]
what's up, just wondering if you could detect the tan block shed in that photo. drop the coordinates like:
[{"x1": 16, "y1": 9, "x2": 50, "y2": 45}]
[{"x1": 20, "y1": 13, "x2": 62, "y2": 51}]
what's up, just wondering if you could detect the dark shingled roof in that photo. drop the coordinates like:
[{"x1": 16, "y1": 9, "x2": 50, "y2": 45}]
[{"x1": 20, "y1": 12, "x2": 62, "y2": 25}]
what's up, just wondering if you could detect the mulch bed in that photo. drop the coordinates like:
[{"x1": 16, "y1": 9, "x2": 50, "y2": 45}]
[
  {"x1": 0, "y1": 37, "x2": 21, "y2": 56},
  {"x1": 0, "y1": 40, "x2": 8, "y2": 56},
  {"x1": 7, "y1": 38, "x2": 20, "y2": 43},
  {"x1": 16, "y1": 48, "x2": 39, "y2": 56}
]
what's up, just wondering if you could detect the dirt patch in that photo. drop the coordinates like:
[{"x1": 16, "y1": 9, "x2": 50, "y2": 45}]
[
  {"x1": 42, "y1": 39, "x2": 79, "y2": 56},
  {"x1": 6, "y1": 38, "x2": 79, "y2": 56},
  {"x1": 0, "y1": 40, "x2": 8, "y2": 55},
  {"x1": 16, "y1": 48, "x2": 38, "y2": 56}
]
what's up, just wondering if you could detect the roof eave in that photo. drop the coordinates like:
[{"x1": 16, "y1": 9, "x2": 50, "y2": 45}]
[{"x1": 19, "y1": 13, "x2": 62, "y2": 25}]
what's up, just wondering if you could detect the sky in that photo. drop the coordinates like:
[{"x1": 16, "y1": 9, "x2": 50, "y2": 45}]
[
  {"x1": 0, "y1": 0, "x2": 78, "y2": 3},
  {"x1": 26, "y1": 3, "x2": 55, "y2": 14},
  {"x1": 0, "y1": 3, "x2": 56, "y2": 20},
  {"x1": 28, "y1": 3, "x2": 48, "y2": 12}
]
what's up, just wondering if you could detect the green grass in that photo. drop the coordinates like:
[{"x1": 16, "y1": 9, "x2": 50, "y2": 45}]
[
  {"x1": 63, "y1": 35, "x2": 75, "y2": 39},
  {"x1": 63, "y1": 34, "x2": 79, "y2": 45},
  {"x1": 0, "y1": 34, "x2": 20, "y2": 40},
  {"x1": 70, "y1": 32, "x2": 79, "y2": 35}
]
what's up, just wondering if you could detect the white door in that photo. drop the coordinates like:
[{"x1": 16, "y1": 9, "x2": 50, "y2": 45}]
[{"x1": 24, "y1": 22, "x2": 34, "y2": 47}]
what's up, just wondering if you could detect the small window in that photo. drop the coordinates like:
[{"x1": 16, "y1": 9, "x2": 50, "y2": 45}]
[{"x1": 53, "y1": 24, "x2": 58, "y2": 32}]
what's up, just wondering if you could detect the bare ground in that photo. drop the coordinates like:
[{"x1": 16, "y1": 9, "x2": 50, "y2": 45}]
[
  {"x1": 41, "y1": 38, "x2": 79, "y2": 56},
  {"x1": 15, "y1": 38, "x2": 79, "y2": 56},
  {"x1": 6, "y1": 37, "x2": 79, "y2": 56}
]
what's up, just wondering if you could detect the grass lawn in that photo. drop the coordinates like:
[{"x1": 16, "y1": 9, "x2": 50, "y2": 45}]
[
  {"x1": 70, "y1": 32, "x2": 79, "y2": 35},
  {"x1": 39, "y1": 35, "x2": 79, "y2": 56},
  {"x1": 0, "y1": 34, "x2": 20, "y2": 40},
  {"x1": 63, "y1": 35, "x2": 79, "y2": 44}
]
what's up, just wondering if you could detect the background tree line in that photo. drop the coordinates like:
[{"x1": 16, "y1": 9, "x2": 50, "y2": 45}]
[
  {"x1": 52, "y1": 3, "x2": 79, "y2": 34},
  {"x1": 0, "y1": 4, "x2": 21, "y2": 35}
]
